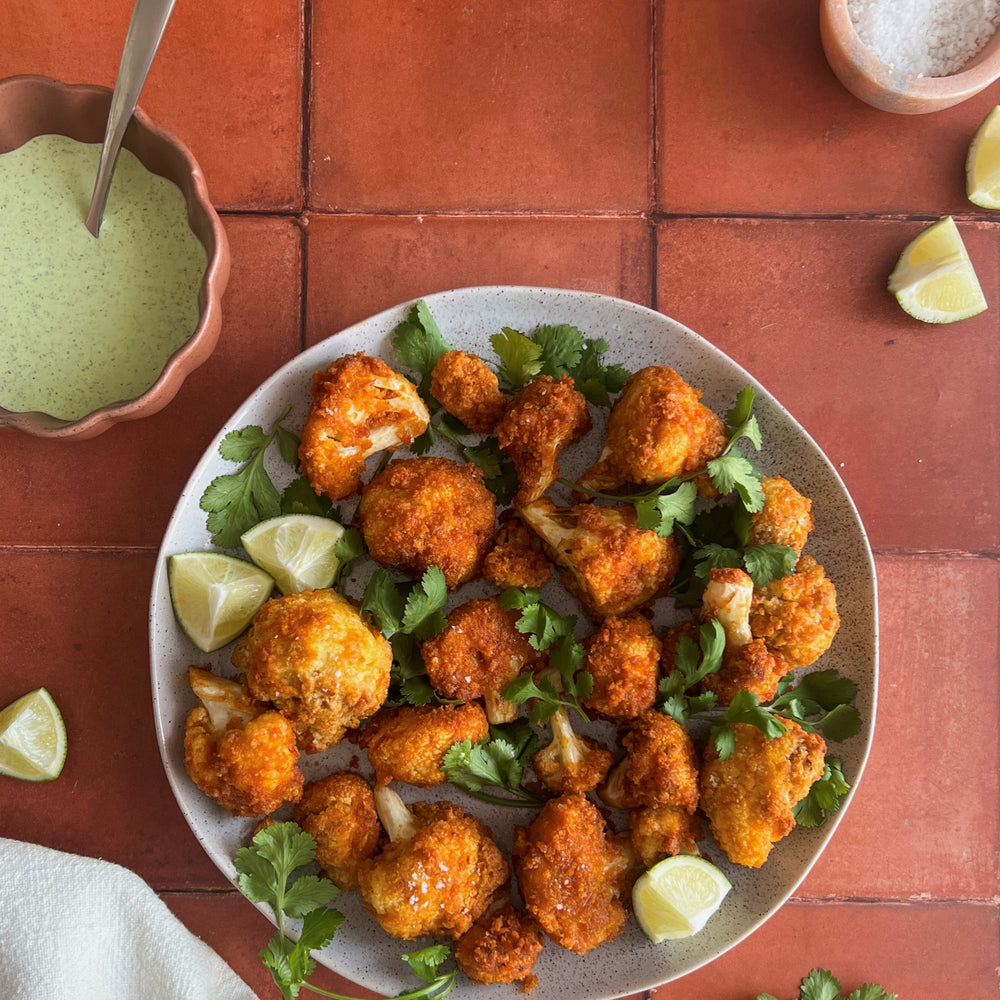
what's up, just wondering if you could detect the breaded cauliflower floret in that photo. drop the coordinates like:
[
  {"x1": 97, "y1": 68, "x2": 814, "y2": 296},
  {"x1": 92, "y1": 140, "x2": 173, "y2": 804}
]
[
  {"x1": 750, "y1": 555, "x2": 840, "y2": 670},
  {"x1": 748, "y1": 475, "x2": 814, "y2": 556},
  {"x1": 293, "y1": 771, "x2": 381, "y2": 891},
  {"x1": 356, "y1": 456, "x2": 497, "y2": 590},
  {"x1": 628, "y1": 805, "x2": 704, "y2": 868},
  {"x1": 598, "y1": 709, "x2": 699, "y2": 814},
  {"x1": 359, "y1": 702, "x2": 489, "y2": 787},
  {"x1": 519, "y1": 497, "x2": 679, "y2": 621},
  {"x1": 183, "y1": 666, "x2": 303, "y2": 817},
  {"x1": 358, "y1": 787, "x2": 509, "y2": 941},
  {"x1": 482, "y1": 516, "x2": 552, "y2": 590},
  {"x1": 298, "y1": 352, "x2": 429, "y2": 502},
  {"x1": 531, "y1": 705, "x2": 614, "y2": 795},
  {"x1": 578, "y1": 366, "x2": 727, "y2": 493},
  {"x1": 231, "y1": 588, "x2": 392, "y2": 754},
  {"x1": 582, "y1": 612, "x2": 662, "y2": 722},
  {"x1": 421, "y1": 596, "x2": 544, "y2": 722},
  {"x1": 697, "y1": 567, "x2": 793, "y2": 706},
  {"x1": 513, "y1": 793, "x2": 631, "y2": 955},
  {"x1": 430, "y1": 349, "x2": 507, "y2": 434},
  {"x1": 497, "y1": 374, "x2": 592, "y2": 504},
  {"x1": 455, "y1": 902, "x2": 545, "y2": 988},
  {"x1": 699, "y1": 719, "x2": 826, "y2": 868}
]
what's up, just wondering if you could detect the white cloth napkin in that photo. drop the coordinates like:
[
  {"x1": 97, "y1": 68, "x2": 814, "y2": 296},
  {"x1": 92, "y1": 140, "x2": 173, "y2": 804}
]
[{"x1": 0, "y1": 838, "x2": 259, "y2": 1000}]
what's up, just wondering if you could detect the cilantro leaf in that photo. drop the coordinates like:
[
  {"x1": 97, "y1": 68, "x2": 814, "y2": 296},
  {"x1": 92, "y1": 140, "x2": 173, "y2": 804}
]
[
  {"x1": 491, "y1": 327, "x2": 543, "y2": 390},
  {"x1": 279, "y1": 476, "x2": 336, "y2": 518},
  {"x1": 848, "y1": 986, "x2": 898, "y2": 1000},
  {"x1": 402, "y1": 944, "x2": 453, "y2": 984},
  {"x1": 794, "y1": 756, "x2": 851, "y2": 827},
  {"x1": 200, "y1": 408, "x2": 297, "y2": 548},
  {"x1": 442, "y1": 736, "x2": 545, "y2": 806},
  {"x1": 392, "y1": 300, "x2": 453, "y2": 393},
  {"x1": 401, "y1": 565, "x2": 448, "y2": 639},
  {"x1": 800, "y1": 968, "x2": 843, "y2": 1000}
]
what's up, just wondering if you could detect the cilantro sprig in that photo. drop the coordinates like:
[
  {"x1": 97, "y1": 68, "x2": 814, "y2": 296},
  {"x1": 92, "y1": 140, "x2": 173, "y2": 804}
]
[
  {"x1": 757, "y1": 968, "x2": 896, "y2": 1000},
  {"x1": 200, "y1": 407, "x2": 300, "y2": 548},
  {"x1": 234, "y1": 823, "x2": 457, "y2": 1000},
  {"x1": 361, "y1": 566, "x2": 449, "y2": 706},
  {"x1": 443, "y1": 719, "x2": 545, "y2": 807},
  {"x1": 496, "y1": 587, "x2": 594, "y2": 724}
]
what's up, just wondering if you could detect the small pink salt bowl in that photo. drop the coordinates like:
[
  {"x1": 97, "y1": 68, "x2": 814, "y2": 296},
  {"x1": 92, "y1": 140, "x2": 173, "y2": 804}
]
[
  {"x1": 0, "y1": 74, "x2": 230, "y2": 439},
  {"x1": 820, "y1": 0, "x2": 1000, "y2": 114}
]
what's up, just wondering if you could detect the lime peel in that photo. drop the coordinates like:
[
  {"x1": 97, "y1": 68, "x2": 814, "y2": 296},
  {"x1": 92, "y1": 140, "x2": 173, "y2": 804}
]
[
  {"x1": 967, "y1": 105, "x2": 1000, "y2": 209},
  {"x1": 632, "y1": 854, "x2": 732, "y2": 943},
  {"x1": 0, "y1": 687, "x2": 67, "y2": 782}
]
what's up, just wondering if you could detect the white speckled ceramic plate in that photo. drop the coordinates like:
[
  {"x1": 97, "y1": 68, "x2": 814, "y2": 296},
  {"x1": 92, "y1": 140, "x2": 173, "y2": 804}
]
[{"x1": 150, "y1": 286, "x2": 877, "y2": 1000}]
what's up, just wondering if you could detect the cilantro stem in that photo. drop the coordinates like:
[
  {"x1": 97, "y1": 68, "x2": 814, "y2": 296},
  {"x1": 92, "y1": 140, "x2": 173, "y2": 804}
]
[
  {"x1": 458, "y1": 786, "x2": 548, "y2": 808},
  {"x1": 300, "y1": 969, "x2": 457, "y2": 1000}
]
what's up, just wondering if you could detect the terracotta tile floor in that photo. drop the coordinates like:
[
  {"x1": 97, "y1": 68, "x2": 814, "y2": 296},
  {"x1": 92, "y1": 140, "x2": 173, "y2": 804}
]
[{"x1": 3, "y1": 2, "x2": 999, "y2": 999}]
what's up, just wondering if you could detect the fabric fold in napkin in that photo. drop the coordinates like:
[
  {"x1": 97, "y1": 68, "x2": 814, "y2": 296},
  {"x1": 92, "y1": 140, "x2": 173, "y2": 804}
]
[{"x1": 0, "y1": 838, "x2": 259, "y2": 1000}]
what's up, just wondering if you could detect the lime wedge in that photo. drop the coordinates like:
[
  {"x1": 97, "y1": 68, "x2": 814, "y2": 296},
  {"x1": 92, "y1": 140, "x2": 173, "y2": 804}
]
[
  {"x1": 240, "y1": 514, "x2": 346, "y2": 594},
  {"x1": 967, "y1": 106, "x2": 1000, "y2": 208},
  {"x1": 0, "y1": 687, "x2": 67, "y2": 782},
  {"x1": 167, "y1": 551, "x2": 274, "y2": 652},
  {"x1": 888, "y1": 217, "x2": 987, "y2": 323},
  {"x1": 632, "y1": 854, "x2": 732, "y2": 943}
]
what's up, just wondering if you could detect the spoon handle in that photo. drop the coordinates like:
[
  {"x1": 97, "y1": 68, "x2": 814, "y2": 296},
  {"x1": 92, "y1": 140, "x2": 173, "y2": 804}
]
[{"x1": 85, "y1": 0, "x2": 178, "y2": 236}]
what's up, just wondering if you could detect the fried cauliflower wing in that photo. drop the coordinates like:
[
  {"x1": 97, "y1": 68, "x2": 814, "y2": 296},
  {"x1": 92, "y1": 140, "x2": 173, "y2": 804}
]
[
  {"x1": 355, "y1": 456, "x2": 497, "y2": 590},
  {"x1": 231, "y1": 588, "x2": 392, "y2": 753},
  {"x1": 183, "y1": 666, "x2": 303, "y2": 817},
  {"x1": 430, "y1": 349, "x2": 507, "y2": 434},
  {"x1": 292, "y1": 771, "x2": 381, "y2": 891},
  {"x1": 298, "y1": 352, "x2": 430, "y2": 502},
  {"x1": 699, "y1": 719, "x2": 826, "y2": 868},
  {"x1": 519, "y1": 497, "x2": 679, "y2": 621},
  {"x1": 513, "y1": 792, "x2": 631, "y2": 955},
  {"x1": 482, "y1": 515, "x2": 552, "y2": 590},
  {"x1": 358, "y1": 787, "x2": 509, "y2": 941},
  {"x1": 749, "y1": 555, "x2": 840, "y2": 670},
  {"x1": 578, "y1": 365, "x2": 727, "y2": 493},
  {"x1": 598, "y1": 709, "x2": 699, "y2": 814},
  {"x1": 420, "y1": 596, "x2": 544, "y2": 722},
  {"x1": 628, "y1": 805, "x2": 704, "y2": 868},
  {"x1": 582, "y1": 612, "x2": 662, "y2": 722},
  {"x1": 497, "y1": 374, "x2": 592, "y2": 504},
  {"x1": 359, "y1": 702, "x2": 489, "y2": 787},
  {"x1": 747, "y1": 475, "x2": 814, "y2": 556},
  {"x1": 531, "y1": 705, "x2": 615, "y2": 795},
  {"x1": 455, "y1": 902, "x2": 545, "y2": 989}
]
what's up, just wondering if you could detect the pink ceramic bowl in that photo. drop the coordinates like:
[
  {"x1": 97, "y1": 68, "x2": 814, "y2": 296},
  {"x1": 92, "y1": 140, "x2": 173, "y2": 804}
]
[
  {"x1": 821, "y1": 0, "x2": 1000, "y2": 114},
  {"x1": 0, "y1": 74, "x2": 230, "y2": 439}
]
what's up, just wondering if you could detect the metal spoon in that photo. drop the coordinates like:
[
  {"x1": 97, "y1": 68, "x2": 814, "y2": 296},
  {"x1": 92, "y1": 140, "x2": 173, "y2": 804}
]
[{"x1": 85, "y1": 0, "x2": 177, "y2": 236}]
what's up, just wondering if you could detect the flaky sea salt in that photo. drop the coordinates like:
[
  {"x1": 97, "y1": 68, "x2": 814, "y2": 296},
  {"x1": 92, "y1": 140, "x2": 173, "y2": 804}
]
[{"x1": 848, "y1": 0, "x2": 1000, "y2": 77}]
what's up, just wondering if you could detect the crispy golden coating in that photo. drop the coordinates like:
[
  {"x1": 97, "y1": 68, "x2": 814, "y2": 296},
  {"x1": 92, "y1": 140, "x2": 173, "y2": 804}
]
[
  {"x1": 231, "y1": 588, "x2": 392, "y2": 754},
  {"x1": 497, "y1": 374, "x2": 592, "y2": 505},
  {"x1": 531, "y1": 706, "x2": 615, "y2": 795},
  {"x1": 355, "y1": 456, "x2": 497, "y2": 590},
  {"x1": 513, "y1": 793, "x2": 631, "y2": 955},
  {"x1": 599, "y1": 709, "x2": 700, "y2": 813},
  {"x1": 748, "y1": 475, "x2": 814, "y2": 556},
  {"x1": 628, "y1": 805, "x2": 704, "y2": 868},
  {"x1": 702, "y1": 640, "x2": 793, "y2": 706},
  {"x1": 430, "y1": 349, "x2": 507, "y2": 434},
  {"x1": 750, "y1": 555, "x2": 840, "y2": 670},
  {"x1": 298, "y1": 352, "x2": 429, "y2": 502},
  {"x1": 359, "y1": 702, "x2": 489, "y2": 787},
  {"x1": 482, "y1": 516, "x2": 552, "y2": 590},
  {"x1": 578, "y1": 366, "x2": 727, "y2": 493},
  {"x1": 519, "y1": 497, "x2": 679, "y2": 621},
  {"x1": 183, "y1": 667, "x2": 303, "y2": 817},
  {"x1": 421, "y1": 597, "x2": 543, "y2": 713},
  {"x1": 582, "y1": 613, "x2": 662, "y2": 722},
  {"x1": 357, "y1": 800, "x2": 509, "y2": 941},
  {"x1": 455, "y1": 903, "x2": 545, "y2": 988},
  {"x1": 293, "y1": 772, "x2": 381, "y2": 891},
  {"x1": 699, "y1": 720, "x2": 826, "y2": 868}
]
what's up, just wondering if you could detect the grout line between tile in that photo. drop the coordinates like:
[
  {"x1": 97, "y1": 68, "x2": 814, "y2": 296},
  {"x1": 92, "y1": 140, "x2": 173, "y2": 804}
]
[{"x1": 298, "y1": 0, "x2": 314, "y2": 354}]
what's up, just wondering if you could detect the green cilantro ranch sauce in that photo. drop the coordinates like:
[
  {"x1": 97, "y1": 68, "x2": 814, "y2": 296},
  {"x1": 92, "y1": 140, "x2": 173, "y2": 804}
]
[{"x1": 0, "y1": 134, "x2": 206, "y2": 421}]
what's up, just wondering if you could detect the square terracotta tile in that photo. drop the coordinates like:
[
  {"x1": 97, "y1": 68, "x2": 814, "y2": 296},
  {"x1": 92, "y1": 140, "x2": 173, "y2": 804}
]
[
  {"x1": 655, "y1": 216, "x2": 1000, "y2": 551},
  {"x1": 309, "y1": 1, "x2": 651, "y2": 212},
  {"x1": 4, "y1": 0, "x2": 303, "y2": 210},
  {"x1": 657, "y1": 0, "x2": 998, "y2": 215},
  {"x1": 0, "y1": 216, "x2": 302, "y2": 549},
  {"x1": 803, "y1": 555, "x2": 1000, "y2": 901},
  {"x1": 304, "y1": 214, "x2": 653, "y2": 340}
]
